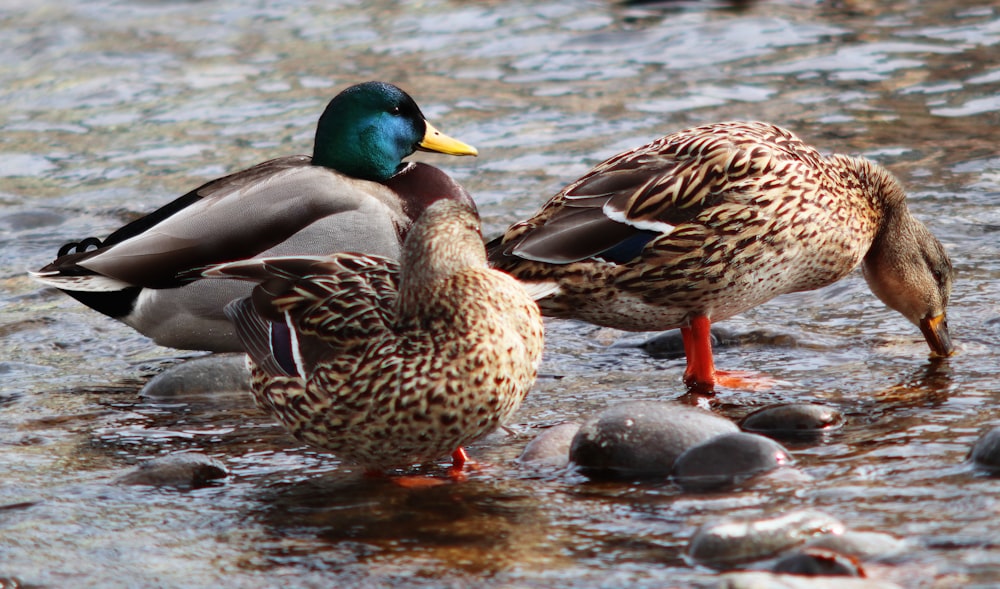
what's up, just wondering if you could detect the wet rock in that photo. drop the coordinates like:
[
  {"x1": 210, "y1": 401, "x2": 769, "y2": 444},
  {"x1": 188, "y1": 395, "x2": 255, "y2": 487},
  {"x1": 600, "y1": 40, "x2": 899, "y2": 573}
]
[
  {"x1": 636, "y1": 328, "x2": 798, "y2": 360},
  {"x1": 518, "y1": 422, "x2": 581, "y2": 467},
  {"x1": 807, "y1": 530, "x2": 907, "y2": 560},
  {"x1": 741, "y1": 403, "x2": 844, "y2": 440},
  {"x1": 0, "y1": 210, "x2": 65, "y2": 231},
  {"x1": 118, "y1": 453, "x2": 228, "y2": 488},
  {"x1": 635, "y1": 327, "x2": 736, "y2": 360},
  {"x1": 689, "y1": 509, "x2": 845, "y2": 569},
  {"x1": 772, "y1": 547, "x2": 865, "y2": 576},
  {"x1": 569, "y1": 401, "x2": 738, "y2": 480},
  {"x1": 0, "y1": 578, "x2": 26, "y2": 589},
  {"x1": 672, "y1": 432, "x2": 792, "y2": 491},
  {"x1": 969, "y1": 426, "x2": 1000, "y2": 473},
  {"x1": 715, "y1": 571, "x2": 902, "y2": 589},
  {"x1": 140, "y1": 354, "x2": 251, "y2": 398}
]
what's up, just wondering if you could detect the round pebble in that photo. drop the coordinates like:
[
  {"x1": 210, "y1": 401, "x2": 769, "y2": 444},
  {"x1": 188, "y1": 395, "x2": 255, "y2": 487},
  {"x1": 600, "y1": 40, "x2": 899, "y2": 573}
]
[
  {"x1": 717, "y1": 571, "x2": 902, "y2": 589},
  {"x1": 807, "y1": 530, "x2": 907, "y2": 560},
  {"x1": 638, "y1": 327, "x2": 735, "y2": 360},
  {"x1": 118, "y1": 453, "x2": 228, "y2": 488},
  {"x1": 970, "y1": 426, "x2": 1000, "y2": 473},
  {"x1": 672, "y1": 432, "x2": 792, "y2": 491},
  {"x1": 518, "y1": 422, "x2": 581, "y2": 467},
  {"x1": 740, "y1": 403, "x2": 844, "y2": 440},
  {"x1": 569, "y1": 401, "x2": 738, "y2": 480},
  {"x1": 140, "y1": 354, "x2": 251, "y2": 397},
  {"x1": 0, "y1": 210, "x2": 66, "y2": 231},
  {"x1": 688, "y1": 509, "x2": 845, "y2": 569},
  {"x1": 772, "y1": 547, "x2": 865, "y2": 577}
]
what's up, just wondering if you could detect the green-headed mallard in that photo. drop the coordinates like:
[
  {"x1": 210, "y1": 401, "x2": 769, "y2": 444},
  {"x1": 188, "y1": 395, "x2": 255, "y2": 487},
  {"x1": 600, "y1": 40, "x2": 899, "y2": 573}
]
[
  {"x1": 31, "y1": 81, "x2": 477, "y2": 352},
  {"x1": 487, "y1": 121, "x2": 954, "y2": 393},
  {"x1": 205, "y1": 199, "x2": 544, "y2": 472}
]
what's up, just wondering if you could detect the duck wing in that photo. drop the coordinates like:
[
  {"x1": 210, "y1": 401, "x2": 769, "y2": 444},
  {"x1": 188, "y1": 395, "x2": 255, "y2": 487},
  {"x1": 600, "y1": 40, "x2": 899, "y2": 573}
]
[
  {"x1": 33, "y1": 156, "x2": 405, "y2": 290},
  {"x1": 489, "y1": 121, "x2": 825, "y2": 266},
  {"x1": 209, "y1": 254, "x2": 399, "y2": 377}
]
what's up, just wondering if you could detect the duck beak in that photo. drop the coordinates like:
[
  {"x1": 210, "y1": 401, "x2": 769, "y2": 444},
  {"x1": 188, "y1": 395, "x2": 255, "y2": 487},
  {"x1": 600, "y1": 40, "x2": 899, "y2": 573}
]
[
  {"x1": 419, "y1": 121, "x2": 478, "y2": 156},
  {"x1": 919, "y1": 313, "x2": 954, "y2": 357}
]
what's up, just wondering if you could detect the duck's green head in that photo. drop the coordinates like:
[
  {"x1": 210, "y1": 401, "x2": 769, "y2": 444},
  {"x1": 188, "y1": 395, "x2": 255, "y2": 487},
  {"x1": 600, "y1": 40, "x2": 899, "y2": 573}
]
[{"x1": 313, "y1": 81, "x2": 477, "y2": 182}]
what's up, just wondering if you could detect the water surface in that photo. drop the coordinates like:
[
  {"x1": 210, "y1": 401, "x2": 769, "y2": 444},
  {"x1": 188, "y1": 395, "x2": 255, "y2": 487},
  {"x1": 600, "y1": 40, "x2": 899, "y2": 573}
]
[{"x1": 1, "y1": 0, "x2": 999, "y2": 587}]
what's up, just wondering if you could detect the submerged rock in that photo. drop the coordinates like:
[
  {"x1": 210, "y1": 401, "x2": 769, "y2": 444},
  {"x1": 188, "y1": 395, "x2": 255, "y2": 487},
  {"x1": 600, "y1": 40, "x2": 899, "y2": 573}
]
[
  {"x1": 140, "y1": 354, "x2": 251, "y2": 398},
  {"x1": 518, "y1": 422, "x2": 581, "y2": 467},
  {"x1": 672, "y1": 432, "x2": 792, "y2": 491},
  {"x1": 772, "y1": 546, "x2": 865, "y2": 576},
  {"x1": 634, "y1": 327, "x2": 734, "y2": 359},
  {"x1": 569, "y1": 401, "x2": 738, "y2": 480},
  {"x1": 636, "y1": 327, "x2": 798, "y2": 360},
  {"x1": 740, "y1": 403, "x2": 844, "y2": 440},
  {"x1": 807, "y1": 530, "x2": 907, "y2": 560},
  {"x1": 689, "y1": 509, "x2": 845, "y2": 569},
  {"x1": 118, "y1": 453, "x2": 228, "y2": 489},
  {"x1": 715, "y1": 571, "x2": 902, "y2": 588},
  {"x1": 970, "y1": 426, "x2": 1000, "y2": 473}
]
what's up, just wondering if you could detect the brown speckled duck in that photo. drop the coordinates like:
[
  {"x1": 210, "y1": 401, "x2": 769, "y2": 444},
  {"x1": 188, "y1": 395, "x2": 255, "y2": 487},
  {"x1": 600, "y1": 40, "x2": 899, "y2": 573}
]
[
  {"x1": 488, "y1": 121, "x2": 954, "y2": 393},
  {"x1": 206, "y1": 200, "x2": 544, "y2": 473}
]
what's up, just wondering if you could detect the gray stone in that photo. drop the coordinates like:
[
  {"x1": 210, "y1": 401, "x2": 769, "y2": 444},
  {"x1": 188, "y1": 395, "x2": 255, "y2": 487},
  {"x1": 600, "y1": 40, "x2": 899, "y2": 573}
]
[
  {"x1": 672, "y1": 432, "x2": 792, "y2": 491},
  {"x1": 140, "y1": 354, "x2": 251, "y2": 398},
  {"x1": 118, "y1": 453, "x2": 228, "y2": 488},
  {"x1": 970, "y1": 426, "x2": 1000, "y2": 472},
  {"x1": 569, "y1": 401, "x2": 738, "y2": 480},
  {"x1": 518, "y1": 422, "x2": 581, "y2": 467},
  {"x1": 806, "y1": 530, "x2": 907, "y2": 560},
  {"x1": 715, "y1": 571, "x2": 902, "y2": 589},
  {"x1": 741, "y1": 403, "x2": 844, "y2": 440},
  {"x1": 689, "y1": 509, "x2": 845, "y2": 569}
]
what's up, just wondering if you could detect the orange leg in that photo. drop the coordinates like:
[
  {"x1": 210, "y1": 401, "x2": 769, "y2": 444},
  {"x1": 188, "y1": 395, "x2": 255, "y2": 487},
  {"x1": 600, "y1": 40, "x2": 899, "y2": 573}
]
[
  {"x1": 450, "y1": 447, "x2": 469, "y2": 470},
  {"x1": 445, "y1": 447, "x2": 471, "y2": 482},
  {"x1": 364, "y1": 447, "x2": 472, "y2": 488},
  {"x1": 681, "y1": 315, "x2": 717, "y2": 393},
  {"x1": 680, "y1": 315, "x2": 775, "y2": 393}
]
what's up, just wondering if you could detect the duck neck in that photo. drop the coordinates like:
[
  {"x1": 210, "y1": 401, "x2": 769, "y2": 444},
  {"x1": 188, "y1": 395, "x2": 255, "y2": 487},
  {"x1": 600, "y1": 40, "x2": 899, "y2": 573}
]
[
  {"x1": 836, "y1": 155, "x2": 912, "y2": 254},
  {"x1": 396, "y1": 211, "x2": 487, "y2": 322}
]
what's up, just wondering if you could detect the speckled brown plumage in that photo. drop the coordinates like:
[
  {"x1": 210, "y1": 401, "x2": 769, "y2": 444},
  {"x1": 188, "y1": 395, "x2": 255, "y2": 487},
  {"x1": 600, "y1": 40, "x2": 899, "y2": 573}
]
[
  {"x1": 208, "y1": 200, "x2": 544, "y2": 470},
  {"x1": 488, "y1": 121, "x2": 953, "y2": 391}
]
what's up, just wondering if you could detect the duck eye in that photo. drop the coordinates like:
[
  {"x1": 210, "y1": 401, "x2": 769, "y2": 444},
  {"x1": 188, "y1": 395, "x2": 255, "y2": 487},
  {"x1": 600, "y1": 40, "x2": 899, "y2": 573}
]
[{"x1": 389, "y1": 105, "x2": 402, "y2": 116}]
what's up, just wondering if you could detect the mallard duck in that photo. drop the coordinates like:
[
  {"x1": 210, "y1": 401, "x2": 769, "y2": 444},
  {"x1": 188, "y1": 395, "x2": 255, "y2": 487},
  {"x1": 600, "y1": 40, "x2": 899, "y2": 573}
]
[
  {"x1": 487, "y1": 121, "x2": 954, "y2": 393},
  {"x1": 204, "y1": 200, "x2": 544, "y2": 472},
  {"x1": 31, "y1": 81, "x2": 477, "y2": 352}
]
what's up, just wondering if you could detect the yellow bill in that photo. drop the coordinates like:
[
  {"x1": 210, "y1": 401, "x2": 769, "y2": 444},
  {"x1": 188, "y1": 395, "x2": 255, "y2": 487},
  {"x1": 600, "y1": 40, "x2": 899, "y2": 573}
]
[{"x1": 419, "y1": 121, "x2": 478, "y2": 156}]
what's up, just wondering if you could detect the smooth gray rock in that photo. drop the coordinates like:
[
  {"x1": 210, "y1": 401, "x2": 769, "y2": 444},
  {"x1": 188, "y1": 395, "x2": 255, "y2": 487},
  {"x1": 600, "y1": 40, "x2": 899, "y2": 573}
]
[
  {"x1": 140, "y1": 354, "x2": 251, "y2": 398},
  {"x1": 772, "y1": 547, "x2": 864, "y2": 576},
  {"x1": 569, "y1": 401, "x2": 738, "y2": 480},
  {"x1": 715, "y1": 571, "x2": 902, "y2": 589},
  {"x1": 970, "y1": 426, "x2": 1000, "y2": 472},
  {"x1": 806, "y1": 530, "x2": 907, "y2": 560},
  {"x1": 740, "y1": 403, "x2": 844, "y2": 440},
  {"x1": 672, "y1": 432, "x2": 792, "y2": 491},
  {"x1": 689, "y1": 510, "x2": 845, "y2": 569},
  {"x1": 118, "y1": 453, "x2": 228, "y2": 488},
  {"x1": 518, "y1": 422, "x2": 581, "y2": 467}
]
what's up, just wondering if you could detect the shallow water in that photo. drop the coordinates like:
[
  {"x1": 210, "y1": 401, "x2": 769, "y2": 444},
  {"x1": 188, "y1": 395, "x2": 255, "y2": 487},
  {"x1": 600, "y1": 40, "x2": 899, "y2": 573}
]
[{"x1": 1, "y1": 0, "x2": 999, "y2": 587}]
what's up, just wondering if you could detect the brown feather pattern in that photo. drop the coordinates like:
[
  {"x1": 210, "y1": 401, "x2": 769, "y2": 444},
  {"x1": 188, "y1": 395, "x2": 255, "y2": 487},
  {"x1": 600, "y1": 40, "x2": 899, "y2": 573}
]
[
  {"x1": 211, "y1": 201, "x2": 544, "y2": 470},
  {"x1": 488, "y1": 121, "x2": 953, "y2": 356}
]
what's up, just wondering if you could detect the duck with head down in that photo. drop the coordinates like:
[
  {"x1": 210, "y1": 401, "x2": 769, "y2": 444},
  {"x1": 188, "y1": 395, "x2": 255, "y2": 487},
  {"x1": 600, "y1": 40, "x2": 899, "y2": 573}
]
[
  {"x1": 488, "y1": 121, "x2": 954, "y2": 394},
  {"x1": 32, "y1": 81, "x2": 478, "y2": 353}
]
